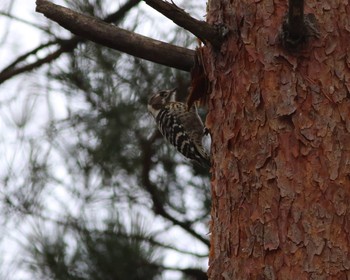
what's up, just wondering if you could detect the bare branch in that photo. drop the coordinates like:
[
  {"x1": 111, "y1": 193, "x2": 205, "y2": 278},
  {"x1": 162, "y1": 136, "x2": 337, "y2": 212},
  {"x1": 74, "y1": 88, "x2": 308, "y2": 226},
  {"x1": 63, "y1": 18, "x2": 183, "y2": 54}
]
[
  {"x1": 104, "y1": 0, "x2": 141, "y2": 23},
  {"x1": 287, "y1": 0, "x2": 304, "y2": 43},
  {"x1": 281, "y1": 0, "x2": 320, "y2": 50},
  {"x1": 138, "y1": 131, "x2": 210, "y2": 247},
  {"x1": 160, "y1": 265, "x2": 208, "y2": 280},
  {"x1": 0, "y1": 38, "x2": 79, "y2": 84},
  {"x1": 281, "y1": 0, "x2": 319, "y2": 49},
  {"x1": 289, "y1": 0, "x2": 305, "y2": 34},
  {"x1": 0, "y1": 0, "x2": 143, "y2": 84},
  {"x1": 124, "y1": 232, "x2": 208, "y2": 258},
  {"x1": 0, "y1": 11, "x2": 48, "y2": 34},
  {"x1": 1, "y1": 40, "x2": 58, "y2": 73},
  {"x1": 35, "y1": 0, "x2": 195, "y2": 72},
  {"x1": 0, "y1": 1, "x2": 17, "y2": 45},
  {"x1": 12, "y1": 202, "x2": 208, "y2": 258},
  {"x1": 144, "y1": 0, "x2": 223, "y2": 49}
]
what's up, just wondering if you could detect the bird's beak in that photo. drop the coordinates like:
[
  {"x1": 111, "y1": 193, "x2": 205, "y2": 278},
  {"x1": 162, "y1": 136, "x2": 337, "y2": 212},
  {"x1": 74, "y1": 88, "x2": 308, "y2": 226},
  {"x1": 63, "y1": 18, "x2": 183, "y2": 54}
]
[{"x1": 170, "y1": 88, "x2": 177, "y2": 101}]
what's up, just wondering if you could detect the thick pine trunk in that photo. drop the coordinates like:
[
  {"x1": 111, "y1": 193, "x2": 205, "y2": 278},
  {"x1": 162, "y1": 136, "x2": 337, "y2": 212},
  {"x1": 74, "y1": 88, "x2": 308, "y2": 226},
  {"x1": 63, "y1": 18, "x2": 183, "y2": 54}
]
[{"x1": 206, "y1": 0, "x2": 350, "y2": 278}]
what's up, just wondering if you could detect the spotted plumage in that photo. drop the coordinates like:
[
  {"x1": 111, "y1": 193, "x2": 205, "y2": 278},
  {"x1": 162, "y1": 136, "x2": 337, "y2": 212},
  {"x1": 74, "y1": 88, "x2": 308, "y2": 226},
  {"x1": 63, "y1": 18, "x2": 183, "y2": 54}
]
[{"x1": 148, "y1": 89, "x2": 210, "y2": 168}]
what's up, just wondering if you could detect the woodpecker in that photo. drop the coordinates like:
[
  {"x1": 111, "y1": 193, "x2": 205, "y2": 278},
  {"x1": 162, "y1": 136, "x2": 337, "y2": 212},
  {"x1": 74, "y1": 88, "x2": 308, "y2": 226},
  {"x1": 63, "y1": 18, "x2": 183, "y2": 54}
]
[{"x1": 147, "y1": 88, "x2": 210, "y2": 168}]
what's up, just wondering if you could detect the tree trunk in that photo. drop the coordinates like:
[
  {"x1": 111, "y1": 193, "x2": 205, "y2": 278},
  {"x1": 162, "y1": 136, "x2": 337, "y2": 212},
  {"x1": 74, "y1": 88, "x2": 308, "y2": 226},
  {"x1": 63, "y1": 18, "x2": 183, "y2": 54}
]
[{"x1": 206, "y1": 0, "x2": 350, "y2": 279}]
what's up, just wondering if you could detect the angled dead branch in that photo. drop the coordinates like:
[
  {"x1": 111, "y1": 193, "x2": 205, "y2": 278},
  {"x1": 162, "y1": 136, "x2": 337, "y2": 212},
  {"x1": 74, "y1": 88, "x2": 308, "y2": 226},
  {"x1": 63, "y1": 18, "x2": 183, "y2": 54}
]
[
  {"x1": 1, "y1": 40, "x2": 57, "y2": 73},
  {"x1": 283, "y1": 0, "x2": 305, "y2": 48},
  {"x1": 0, "y1": 39, "x2": 80, "y2": 84},
  {"x1": 281, "y1": 0, "x2": 319, "y2": 50},
  {"x1": 104, "y1": 0, "x2": 141, "y2": 23},
  {"x1": 287, "y1": 0, "x2": 305, "y2": 42},
  {"x1": 35, "y1": 0, "x2": 195, "y2": 73},
  {"x1": 144, "y1": 0, "x2": 223, "y2": 49}
]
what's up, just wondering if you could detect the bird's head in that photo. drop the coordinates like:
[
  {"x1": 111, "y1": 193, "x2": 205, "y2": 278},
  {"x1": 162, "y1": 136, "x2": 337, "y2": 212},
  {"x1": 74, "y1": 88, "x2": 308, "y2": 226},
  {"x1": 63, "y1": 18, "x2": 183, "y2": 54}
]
[{"x1": 147, "y1": 88, "x2": 177, "y2": 116}]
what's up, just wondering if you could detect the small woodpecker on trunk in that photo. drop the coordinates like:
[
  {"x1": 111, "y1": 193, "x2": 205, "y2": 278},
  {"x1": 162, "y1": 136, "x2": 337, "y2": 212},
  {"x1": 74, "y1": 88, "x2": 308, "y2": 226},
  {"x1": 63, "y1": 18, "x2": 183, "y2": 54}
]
[{"x1": 147, "y1": 88, "x2": 210, "y2": 168}]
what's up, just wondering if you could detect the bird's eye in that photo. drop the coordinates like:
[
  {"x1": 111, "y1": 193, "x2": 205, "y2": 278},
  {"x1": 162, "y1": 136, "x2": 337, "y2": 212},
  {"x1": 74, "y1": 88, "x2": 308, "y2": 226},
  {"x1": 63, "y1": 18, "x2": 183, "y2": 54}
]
[{"x1": 159, "y1": 91, "x2": 167, "y2": 97}]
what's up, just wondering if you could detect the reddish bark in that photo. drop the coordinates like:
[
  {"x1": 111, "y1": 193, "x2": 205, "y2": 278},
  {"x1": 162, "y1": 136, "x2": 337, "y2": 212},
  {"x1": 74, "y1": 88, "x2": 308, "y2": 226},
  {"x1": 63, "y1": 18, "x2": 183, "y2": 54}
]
[{"x1": 206, "y1": 0, "x2": 350, "y2": 278}]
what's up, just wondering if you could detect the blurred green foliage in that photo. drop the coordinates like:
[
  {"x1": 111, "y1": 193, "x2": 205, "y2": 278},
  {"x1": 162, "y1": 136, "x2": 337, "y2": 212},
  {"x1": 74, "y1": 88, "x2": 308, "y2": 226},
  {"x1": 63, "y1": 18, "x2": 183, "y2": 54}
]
[{"x1": 0, "y1": 1, "x2": 210, "y2": 279}]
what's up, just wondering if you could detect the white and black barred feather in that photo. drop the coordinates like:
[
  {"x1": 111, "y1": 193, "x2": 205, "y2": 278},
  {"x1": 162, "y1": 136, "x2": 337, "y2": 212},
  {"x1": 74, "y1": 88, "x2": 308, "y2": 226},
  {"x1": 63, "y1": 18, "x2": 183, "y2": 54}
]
[{"x1": 148, "y1": 89, "x2": 210, "y2": 168}]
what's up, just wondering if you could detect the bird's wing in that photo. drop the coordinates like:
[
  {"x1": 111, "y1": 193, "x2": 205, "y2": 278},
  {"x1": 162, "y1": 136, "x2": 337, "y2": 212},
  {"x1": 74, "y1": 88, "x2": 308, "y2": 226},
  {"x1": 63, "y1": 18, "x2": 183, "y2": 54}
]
[
  {"x1": 168, "y1": 103, "x2": 205, "y2": 148},
  {"x1": 157, "y1": 103, "x2": 209, "y2": 166}
]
